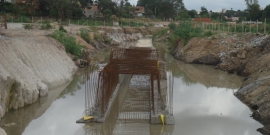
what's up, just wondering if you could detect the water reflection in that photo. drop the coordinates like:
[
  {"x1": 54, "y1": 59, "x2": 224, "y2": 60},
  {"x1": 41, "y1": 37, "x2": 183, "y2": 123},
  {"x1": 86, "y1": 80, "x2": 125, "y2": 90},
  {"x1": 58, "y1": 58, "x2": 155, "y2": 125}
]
[
  {"x1": 0, "y1": 82, "x2": 71, "y2": 135},
  {"x1": 58, "y1": 71, "x2": 85, "y2": 99},
  {"x1": 165, "y1": 53, "x2": 243, "y2": 89},
  {"x1": 173, "y1": 81, "x2": 261, "y2": 135}
]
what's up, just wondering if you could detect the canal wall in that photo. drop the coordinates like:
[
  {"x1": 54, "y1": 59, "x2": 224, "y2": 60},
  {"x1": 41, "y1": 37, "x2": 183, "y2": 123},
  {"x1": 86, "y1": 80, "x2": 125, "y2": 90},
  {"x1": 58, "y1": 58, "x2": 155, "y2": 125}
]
[
  {"x1": 172, "y1": 33, "x2": 270, "y2": 134},
  {"x1": 0, "y1": 30, "x2": 77, "y2": 121}
]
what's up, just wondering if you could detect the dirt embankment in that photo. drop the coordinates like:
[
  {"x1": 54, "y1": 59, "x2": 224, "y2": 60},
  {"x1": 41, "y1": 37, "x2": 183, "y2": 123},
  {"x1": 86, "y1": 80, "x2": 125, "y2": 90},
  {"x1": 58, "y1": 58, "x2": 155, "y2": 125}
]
[
  {"x1": 173, "y1": 33, "x2": 270, "y2": 134},
  {"x1": 70, "y1": 26, "x2": 163, "y2": 67},
  {"x1": 0, "y1": 29, "x2": 77, "y2": 122}
]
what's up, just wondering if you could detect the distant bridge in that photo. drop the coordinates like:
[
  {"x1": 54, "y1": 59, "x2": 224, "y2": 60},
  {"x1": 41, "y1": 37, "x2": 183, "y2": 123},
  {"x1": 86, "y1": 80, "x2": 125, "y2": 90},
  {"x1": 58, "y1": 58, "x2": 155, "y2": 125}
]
[{"x1": 77, "y1": 47, "x2": 174, "y2": 125}]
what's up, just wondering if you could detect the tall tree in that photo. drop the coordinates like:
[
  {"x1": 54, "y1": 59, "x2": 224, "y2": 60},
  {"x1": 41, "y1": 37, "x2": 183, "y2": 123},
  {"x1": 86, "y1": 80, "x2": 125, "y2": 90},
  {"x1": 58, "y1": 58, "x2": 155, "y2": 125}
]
[
  {"x1": 188, "y1": 10, "x2": 197, "y2": 18},
  {"x1": 137, "y1": 0, "x2": 185, "y2": 19},
  {"x1": 263, "y1": 4, "x2": 270, "y2": 19},
  {"x1": 245, "y1": 0, "x2": 258, "y2": 5},
  {"x1": 47, "y1": 0, "x2": 83, "y2": 20},
  {"x1": 200, "y1": 6, "x2": 208, "y2": 17},
  {"x1": 245, "y1": 0, "x2": 261, "y2": 21}
]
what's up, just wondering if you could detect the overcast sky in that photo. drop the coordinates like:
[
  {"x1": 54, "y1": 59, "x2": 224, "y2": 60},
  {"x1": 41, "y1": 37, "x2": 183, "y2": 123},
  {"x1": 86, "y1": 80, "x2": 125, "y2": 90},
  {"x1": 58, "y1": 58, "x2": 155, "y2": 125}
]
[{"x1": 130, "y1": 0, "x2": 270, "y2": 12}]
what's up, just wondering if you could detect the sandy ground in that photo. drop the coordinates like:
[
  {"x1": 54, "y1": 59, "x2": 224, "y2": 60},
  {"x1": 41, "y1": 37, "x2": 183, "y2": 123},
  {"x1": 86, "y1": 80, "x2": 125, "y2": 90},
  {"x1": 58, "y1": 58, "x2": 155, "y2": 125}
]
[{"x1": 135, "y1": 38, "x2": 153, "y2": 47}]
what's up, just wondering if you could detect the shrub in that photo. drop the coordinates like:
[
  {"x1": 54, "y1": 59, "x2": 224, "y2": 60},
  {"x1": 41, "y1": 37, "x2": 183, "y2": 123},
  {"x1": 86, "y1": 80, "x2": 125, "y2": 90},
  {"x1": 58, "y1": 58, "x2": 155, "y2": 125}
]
[
  {"x1": 152, "y1": 28, "x2": 168, "y2": 40},
  {"x1": 172, "y1": 23, "x2": 203, "y2": 45},
  {"x1": 50, "y1": 31, "x2": 84, "y2": 58},
  {"x1": 204, "y1": 31, "x2": 213, "y2": 37},
  {"x1": 80, "y1": 29, "x2": 91, "y2": 43},
  {"x1": 90, "y1": 26, "x2": 98, "y2": 32},
  {"x1": 24, "y1": 24, "x2": 33, "y2": 29},
  {"x1": 94, "y1": 33, "x2": 102, "y2": 41},
  {"x1": 168, "y1": 22, "x2": 177, "y2": 30},
  {"x1": 41, "y1": 23, "x2": 52, "y2": 30},
  {"x1": 104, "y1": 37, "x2": 112, "y2": 44},
  {"x1": 59, "y1": 25, "x2": 67, "y2": 33}
]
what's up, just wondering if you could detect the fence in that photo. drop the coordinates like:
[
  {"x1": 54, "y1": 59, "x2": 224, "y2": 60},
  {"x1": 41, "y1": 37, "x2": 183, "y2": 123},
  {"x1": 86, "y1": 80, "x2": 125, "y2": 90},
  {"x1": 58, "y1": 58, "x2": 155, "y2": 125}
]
[
  {"x1": 0, "y1": 16, "x2": 149, "y2": 27},
  {"x1": 192, "y1": 19, "x2": 270, "y2": 34}
]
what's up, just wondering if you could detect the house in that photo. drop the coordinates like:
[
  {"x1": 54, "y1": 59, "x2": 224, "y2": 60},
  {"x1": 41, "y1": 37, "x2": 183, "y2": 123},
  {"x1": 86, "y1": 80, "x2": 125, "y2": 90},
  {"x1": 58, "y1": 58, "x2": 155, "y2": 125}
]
[
  {"x1": 83, "y1": 5, "x2": 103, "y2": 18},
  {"x1": 134, "y1": 6, "x2": 145, "y2": 17},
  {"x1": 224, "y1": 16, "x2": 239, "y2": 22}
]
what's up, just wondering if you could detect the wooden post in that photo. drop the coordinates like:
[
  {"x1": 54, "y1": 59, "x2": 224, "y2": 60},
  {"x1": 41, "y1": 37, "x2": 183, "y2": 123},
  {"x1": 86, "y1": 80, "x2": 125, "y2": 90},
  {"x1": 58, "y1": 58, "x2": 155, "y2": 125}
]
[
  {"x1": 257, "y1": 20, "x2": 258, "y2": 33},
  {"x1": 264, "y1": 18, "x2": 266, "y2": 34},
  {"x1": 242, "y1": 23, "x2": 244, "y2": 33},
  {"x1": 234, "y1": 22, "x2": 236, "y2": 33},
  {"x1": 250, "y1": 20, "x2": 251, "y2": 33}
]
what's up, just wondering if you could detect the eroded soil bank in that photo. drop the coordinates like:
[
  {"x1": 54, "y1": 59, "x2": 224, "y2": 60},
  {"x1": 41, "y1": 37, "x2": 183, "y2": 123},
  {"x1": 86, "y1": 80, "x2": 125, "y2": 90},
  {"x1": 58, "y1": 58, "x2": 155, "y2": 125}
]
[
  {"x1": 0, "y1": 30, "x2": 78, "y2": 120},
  {"x1": 172, "y1": 33, "x2": 270, "y2": 134}
]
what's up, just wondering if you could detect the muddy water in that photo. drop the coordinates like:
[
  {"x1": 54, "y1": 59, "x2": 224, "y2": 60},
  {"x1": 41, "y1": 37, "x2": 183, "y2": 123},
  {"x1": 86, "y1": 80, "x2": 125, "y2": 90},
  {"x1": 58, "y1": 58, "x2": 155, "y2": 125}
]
[{"x1": 1, "y1": 39, "x2": 263, "y2": 135}]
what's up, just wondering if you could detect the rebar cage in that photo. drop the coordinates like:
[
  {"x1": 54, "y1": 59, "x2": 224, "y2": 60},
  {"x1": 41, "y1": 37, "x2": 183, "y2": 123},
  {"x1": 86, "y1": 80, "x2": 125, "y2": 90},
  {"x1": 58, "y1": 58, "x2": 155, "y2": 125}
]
[{"x1": 82, "y1": 47, "x2": 174, "y2": 123}]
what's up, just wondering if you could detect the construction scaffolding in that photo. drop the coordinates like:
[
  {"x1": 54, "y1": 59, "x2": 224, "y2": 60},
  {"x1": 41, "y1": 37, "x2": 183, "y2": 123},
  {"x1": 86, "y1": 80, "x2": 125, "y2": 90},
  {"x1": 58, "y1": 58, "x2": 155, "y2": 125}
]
[{"x1": 77, "y1": 47, "x2": 174, "y2": 124}]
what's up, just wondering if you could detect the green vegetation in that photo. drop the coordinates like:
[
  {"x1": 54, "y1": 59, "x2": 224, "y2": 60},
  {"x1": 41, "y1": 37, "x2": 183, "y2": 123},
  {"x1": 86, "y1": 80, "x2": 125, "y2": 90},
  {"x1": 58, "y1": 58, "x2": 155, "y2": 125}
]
[
  {"x1": 94, "y1": 34, "x2": 102, "y2": 41},
  {"x1": 41, "y1": 23, "x2": 52, "y2": 30},
  {"x1": 152, "y1": 28, "x2": 168, "y2": 40},
  {"x1": 59, "y1": 25, "x2": 67, "y2": 33},
  {"x1": 104, "y1": 37, "x2": 112, "y2": 44},
  {"x1": 171, "y1": 23, "x2": 205, "y2": 45},
  {"x1": 50, "y1": 31, "x2": 84, "y2": 59},
  {"x1": 168, "y1": 22, "x2": 177, "y2": 30},
  {"x1": 90, "y1": 26, "x2": 99, "y2": 32},
  {"x1": 23, "y1": 24, "x2": 33, "y2": 29},
  {"x1": 153, "y1": 22, "x2": 214, "y2": 53},
  {"x1": 80, "y1": 29, "x2": 91, "y2": 44}
]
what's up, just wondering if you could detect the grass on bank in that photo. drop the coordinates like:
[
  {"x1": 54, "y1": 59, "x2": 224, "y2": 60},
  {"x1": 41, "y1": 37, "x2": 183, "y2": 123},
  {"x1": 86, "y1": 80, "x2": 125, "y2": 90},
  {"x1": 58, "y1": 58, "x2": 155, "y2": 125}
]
[
  {"x1": 80, "y1": 29, "x2": 91, "y2": 44},
  {"x1": 153, "y1": 22, "x2": 214, "y2": 53},
  {"x1": 23, "y1": 24, "x2": 33, "y2": 29},
  {"x1": 51, "y1": 31, "x2": 84, "y2": 59}
]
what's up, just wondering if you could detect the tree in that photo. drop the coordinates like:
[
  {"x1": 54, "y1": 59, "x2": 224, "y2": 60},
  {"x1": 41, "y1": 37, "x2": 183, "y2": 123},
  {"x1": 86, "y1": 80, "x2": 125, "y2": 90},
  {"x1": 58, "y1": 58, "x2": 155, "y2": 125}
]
[
  {"x1": 159, "y1": 1, "x2": 176, "y2": 20},
  {"x1": 0, "y1": 2, "x2": 14, "y2": 13},
  {"x1": 248, "y1": 3, "x2": 261, "y2": 20},
  {"x1": 245, "y1": 0, "x2": 258, "y2": 5},
  {"x1": 211, "y1": 12, "x2": 220, "y2": 20},
  {"x1": 245, "y1": 0, "x2": 261, "y2": 21},
  {"x1": 188, "y1": 10, "x2": 197, "y2": 18},
  {"x1": 200, "y1": 6, "x2": 208, "y2": 17},
  {"x1": 263, "y1": 4, "x2": 270, "y2": 19},
  {"x1": 97, "y1": 0, "x2": 117, "y2": 14},
  {"x1": 137, "y1": 0, "x2": 185, "y2": 19},
  {"x1": 47, "y1": 0, "x2": 84, "y2": 20},
  {"x1": 103, "y1": 9, "x2": 113, "y2": 20}
]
